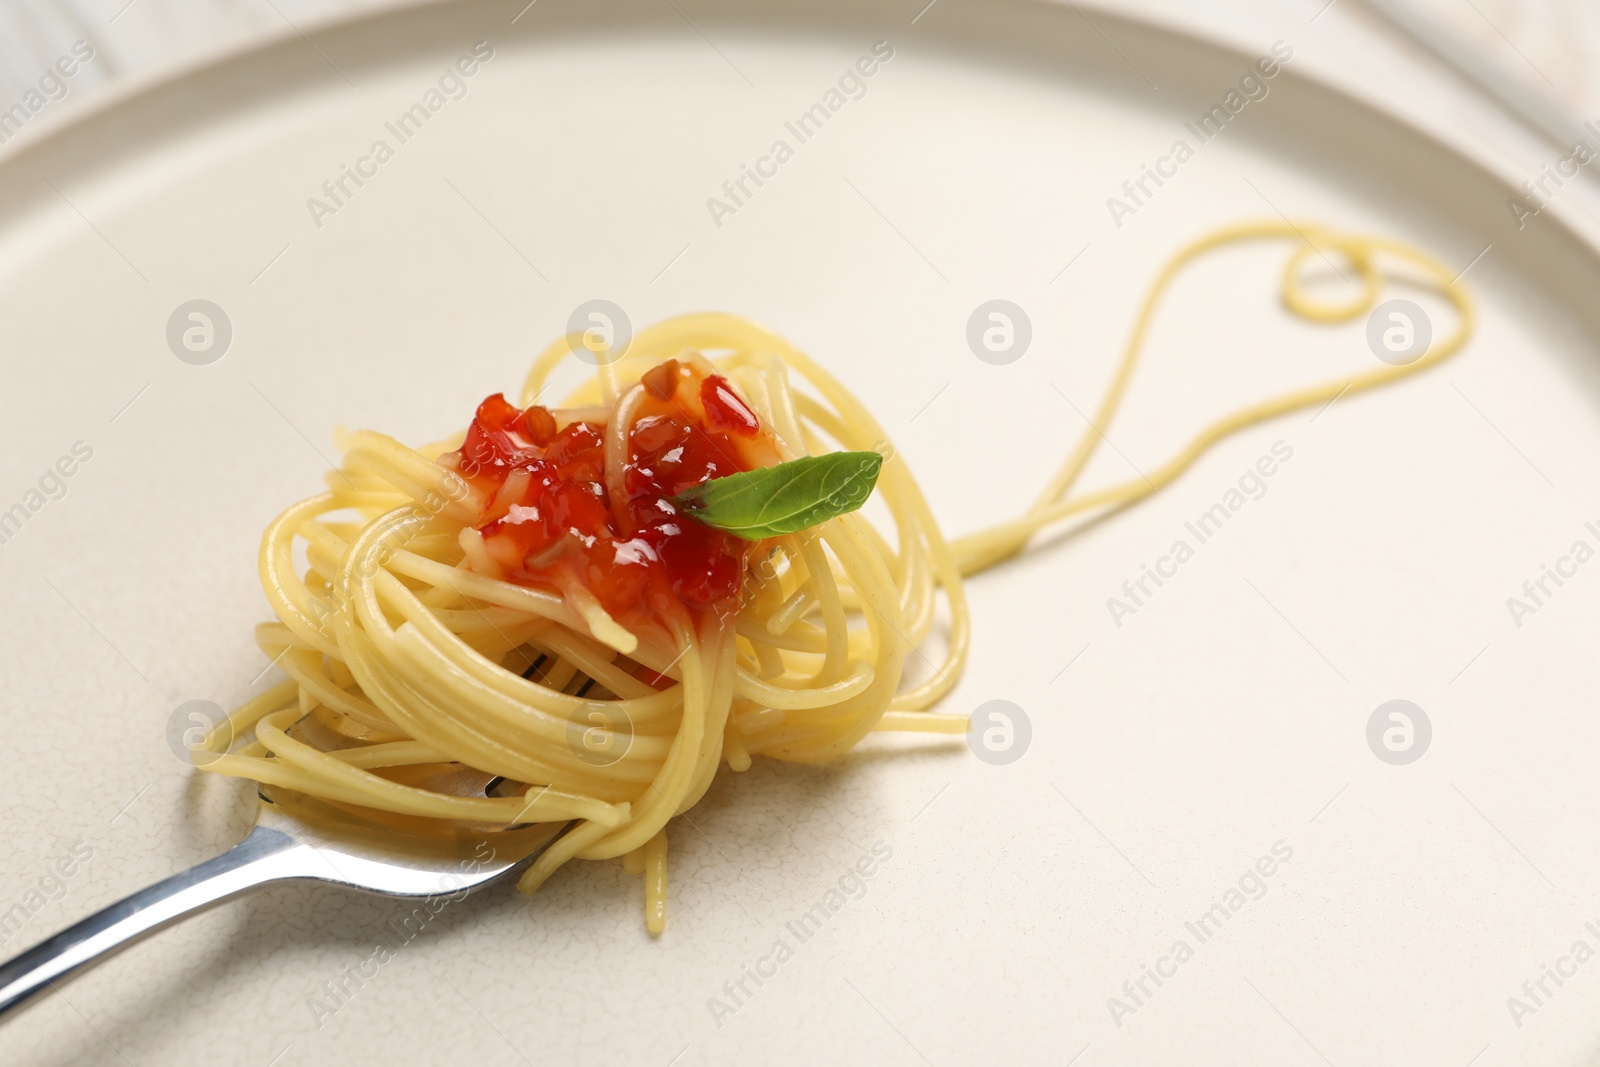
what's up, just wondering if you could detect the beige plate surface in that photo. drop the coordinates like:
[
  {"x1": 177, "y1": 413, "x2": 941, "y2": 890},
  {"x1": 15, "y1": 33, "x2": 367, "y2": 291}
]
[{"x1": 3, "y1": 1, "x2": 1600, "y2": 1064}]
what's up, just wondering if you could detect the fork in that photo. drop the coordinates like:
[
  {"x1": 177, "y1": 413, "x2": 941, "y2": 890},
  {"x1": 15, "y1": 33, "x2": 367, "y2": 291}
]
[{"x1": 0, "y1": 790, "x2": 571, "y2": 1020}]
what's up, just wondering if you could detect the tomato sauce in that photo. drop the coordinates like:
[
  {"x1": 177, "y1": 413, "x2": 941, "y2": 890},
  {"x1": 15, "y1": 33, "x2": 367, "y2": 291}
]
[{"x1": 444, "y1": 360, "x2": 772, "y2": 634}]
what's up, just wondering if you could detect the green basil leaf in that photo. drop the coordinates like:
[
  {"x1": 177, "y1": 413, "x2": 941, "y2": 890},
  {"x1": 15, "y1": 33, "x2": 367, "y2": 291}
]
[{"x1": 672, "y1": 451, "x2": 883, "y2": 541}]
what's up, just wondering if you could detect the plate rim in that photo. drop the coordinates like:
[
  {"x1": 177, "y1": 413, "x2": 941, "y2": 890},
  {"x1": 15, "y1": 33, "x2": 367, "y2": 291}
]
[{"x1": 3, "y1": 0, "x2": 1597, "y2": 266}]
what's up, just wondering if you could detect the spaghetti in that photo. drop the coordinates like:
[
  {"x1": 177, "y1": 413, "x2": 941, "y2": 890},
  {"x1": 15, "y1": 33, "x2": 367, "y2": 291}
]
[{"x1": 195, "y1": 220, "x2": 1474, "y2": 932}]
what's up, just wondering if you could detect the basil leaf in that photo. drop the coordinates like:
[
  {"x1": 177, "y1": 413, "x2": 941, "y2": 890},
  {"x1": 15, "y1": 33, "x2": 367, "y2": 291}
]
[{"x1": 672, "y1": 451, "x2": 883, "y2": 541}]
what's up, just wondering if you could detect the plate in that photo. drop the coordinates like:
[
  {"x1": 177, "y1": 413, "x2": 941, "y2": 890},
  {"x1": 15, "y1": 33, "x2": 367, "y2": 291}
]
[{"x1": 2, "y1": 1, "x2": 1599, "y2": 1063}]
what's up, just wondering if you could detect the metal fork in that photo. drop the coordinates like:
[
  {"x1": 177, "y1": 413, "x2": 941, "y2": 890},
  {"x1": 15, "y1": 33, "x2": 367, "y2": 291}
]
[{"x1": 0, "y1": 789, "x2": 572, "y2": 1020}]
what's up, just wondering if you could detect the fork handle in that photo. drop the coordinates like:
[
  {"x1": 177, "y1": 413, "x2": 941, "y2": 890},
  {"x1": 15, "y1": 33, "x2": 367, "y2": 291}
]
[{"x1": 0, "y1": 823, "x2": 308, "y2": 1020}]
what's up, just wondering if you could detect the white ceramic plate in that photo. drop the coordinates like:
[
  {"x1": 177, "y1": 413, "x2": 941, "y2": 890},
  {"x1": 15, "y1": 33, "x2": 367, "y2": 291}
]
[{"x1": 4, "y1": 2, "x2": 1600, "y2": 1064}]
